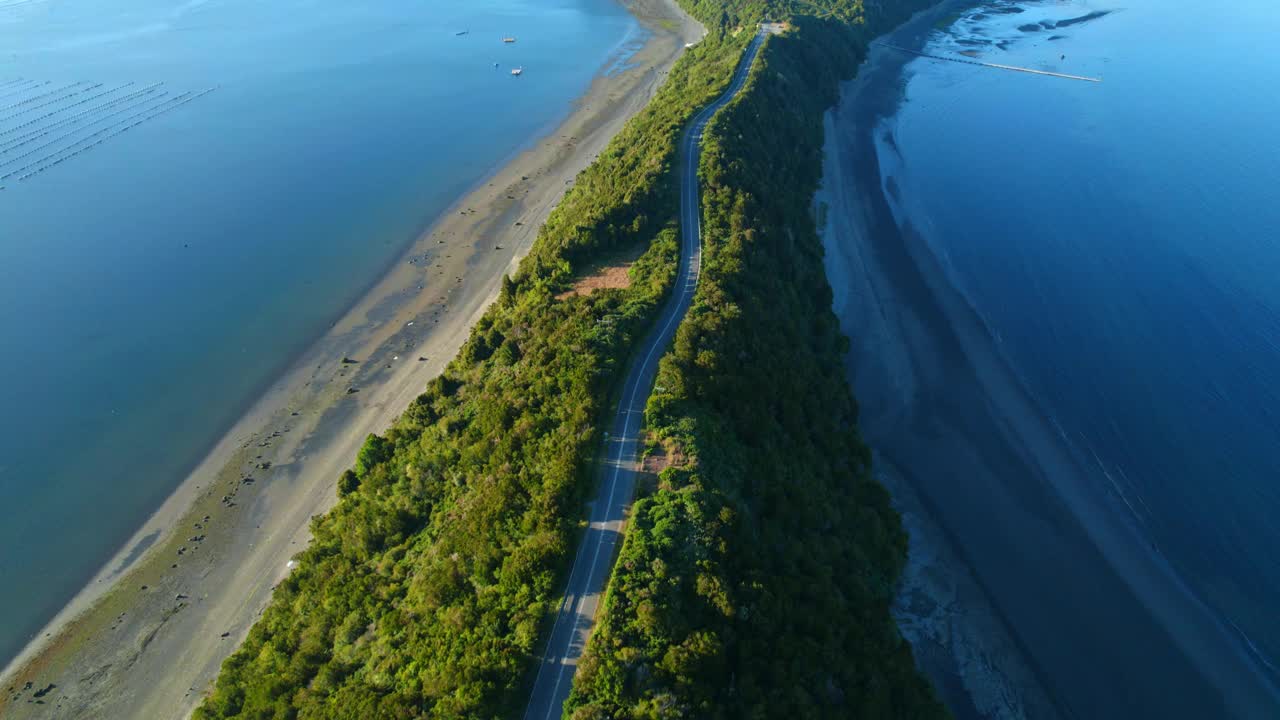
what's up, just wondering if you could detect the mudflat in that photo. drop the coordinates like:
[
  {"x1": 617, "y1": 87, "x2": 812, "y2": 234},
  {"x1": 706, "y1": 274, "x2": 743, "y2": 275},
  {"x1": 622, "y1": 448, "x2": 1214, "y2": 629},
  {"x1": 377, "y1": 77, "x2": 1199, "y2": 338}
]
[{"x1": 816, "y1": 6, "x2": 1278, "y2": 717}]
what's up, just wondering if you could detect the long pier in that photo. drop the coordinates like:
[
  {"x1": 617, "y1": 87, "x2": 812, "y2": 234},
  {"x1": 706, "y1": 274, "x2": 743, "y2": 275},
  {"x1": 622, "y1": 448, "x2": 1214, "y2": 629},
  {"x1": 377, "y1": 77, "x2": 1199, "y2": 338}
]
[{"x1": 874, "y1": 41, "x2": 1102, "y2": 83}]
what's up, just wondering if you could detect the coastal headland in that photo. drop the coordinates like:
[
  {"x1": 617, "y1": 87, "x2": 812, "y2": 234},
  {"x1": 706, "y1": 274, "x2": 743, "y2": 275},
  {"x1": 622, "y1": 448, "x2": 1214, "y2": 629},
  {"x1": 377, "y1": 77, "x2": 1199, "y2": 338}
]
[{"x1": 0, "y1": 1, "x2": 702, "y2": 716}]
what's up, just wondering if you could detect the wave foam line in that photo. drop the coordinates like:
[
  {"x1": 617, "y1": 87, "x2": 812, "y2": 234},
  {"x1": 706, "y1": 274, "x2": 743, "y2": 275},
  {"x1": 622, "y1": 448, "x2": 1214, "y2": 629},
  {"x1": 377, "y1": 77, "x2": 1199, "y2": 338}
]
[
  {"x1": 0, "y1": 0, "x2": 48, "y2": 9},
  {"x1": 874, "y1": 41, "x2": 1102, "y2": 82}
]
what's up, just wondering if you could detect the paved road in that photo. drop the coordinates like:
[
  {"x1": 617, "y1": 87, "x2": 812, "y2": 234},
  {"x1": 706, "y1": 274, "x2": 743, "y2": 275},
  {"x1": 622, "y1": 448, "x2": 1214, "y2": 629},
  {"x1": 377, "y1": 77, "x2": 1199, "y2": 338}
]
[{"x1": 522, "y1": 29, "x2": 768, "y2": 720}]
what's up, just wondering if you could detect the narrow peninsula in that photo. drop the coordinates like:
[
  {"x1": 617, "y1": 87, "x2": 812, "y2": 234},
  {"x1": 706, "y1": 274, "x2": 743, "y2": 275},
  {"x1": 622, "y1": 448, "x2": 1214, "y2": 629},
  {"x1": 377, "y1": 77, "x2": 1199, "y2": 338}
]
[{"x1": 4, "y1": 0, "x2": 951, "y2": 718}]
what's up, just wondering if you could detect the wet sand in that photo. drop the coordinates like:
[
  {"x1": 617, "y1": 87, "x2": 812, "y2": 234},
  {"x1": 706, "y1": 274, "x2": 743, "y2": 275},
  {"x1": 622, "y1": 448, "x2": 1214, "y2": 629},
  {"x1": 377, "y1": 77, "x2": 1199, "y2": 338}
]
[
  {"x1": 815, "y1": 3, "x2": 1279, "y2": 718},
  {"x1": 0, "y1": 1, "x2": 703, "y2": 716}
]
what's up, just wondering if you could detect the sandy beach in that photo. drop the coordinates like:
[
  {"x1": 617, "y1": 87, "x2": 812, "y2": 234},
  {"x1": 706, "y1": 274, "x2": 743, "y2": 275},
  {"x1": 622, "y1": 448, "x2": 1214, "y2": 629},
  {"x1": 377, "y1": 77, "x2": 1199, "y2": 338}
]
[
  {"x1": 0, "y1": 1, "x2": 702, "y2": 716},
  {"x1": 815, "y1": 5, "x2": 1280, "y2": 718}
]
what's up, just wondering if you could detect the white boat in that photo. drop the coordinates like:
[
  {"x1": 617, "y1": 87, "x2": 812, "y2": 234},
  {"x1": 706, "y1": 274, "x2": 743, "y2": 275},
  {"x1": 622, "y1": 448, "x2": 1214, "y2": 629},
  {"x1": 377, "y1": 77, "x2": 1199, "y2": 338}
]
[
  {"x1": 503, "y1": 36, "x2": 516, "y2": 43},
  {"x1": 511, "y1": 66, "x2": 523, "y2": 76}
]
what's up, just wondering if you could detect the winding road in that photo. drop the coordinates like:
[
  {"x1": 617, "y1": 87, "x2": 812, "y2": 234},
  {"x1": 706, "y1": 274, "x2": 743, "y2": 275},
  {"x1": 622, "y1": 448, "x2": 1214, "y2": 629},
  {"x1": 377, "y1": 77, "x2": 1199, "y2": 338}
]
[{"x1": 522, "y1": 28, "x2": 768, "y2": 720}]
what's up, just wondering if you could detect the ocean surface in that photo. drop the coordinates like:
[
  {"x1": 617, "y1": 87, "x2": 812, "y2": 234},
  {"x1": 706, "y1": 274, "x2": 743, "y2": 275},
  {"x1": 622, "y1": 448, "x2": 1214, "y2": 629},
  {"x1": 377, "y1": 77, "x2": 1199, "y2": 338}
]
[
  {"x1": 841, "y1": 0, "x2": 1280, "y2": 715},
  {"x1": 0, "y1": 0, "x2": 636, "y2": 667}
]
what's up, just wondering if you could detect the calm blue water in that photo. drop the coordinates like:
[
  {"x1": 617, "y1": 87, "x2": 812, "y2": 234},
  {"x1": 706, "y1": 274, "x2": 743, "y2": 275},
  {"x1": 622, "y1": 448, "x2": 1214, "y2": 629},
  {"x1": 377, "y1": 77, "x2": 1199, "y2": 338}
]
[
  {"x1": 0, "y1": 0, "x2": 635, "y2": 666},
  {"x1": 881, "y1": 0, "x2": 1280, "y2": 696}
]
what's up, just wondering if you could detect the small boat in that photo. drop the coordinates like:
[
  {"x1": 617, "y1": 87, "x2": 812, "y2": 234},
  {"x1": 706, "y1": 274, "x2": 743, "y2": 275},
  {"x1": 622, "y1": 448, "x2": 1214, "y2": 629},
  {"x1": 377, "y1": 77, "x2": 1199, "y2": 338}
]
[
  {"x1": 502, "y1": 36, "x2": 516, "y2": 43},
  {"x1": 511, "y1": 66, "x2": 523, "y2": 76},
  {"x1": 494, "y1": 62, "x2": 500, "y2": 67},
  {"x1": 455, "y1": 30, "x2": 468, "y2": 36}
]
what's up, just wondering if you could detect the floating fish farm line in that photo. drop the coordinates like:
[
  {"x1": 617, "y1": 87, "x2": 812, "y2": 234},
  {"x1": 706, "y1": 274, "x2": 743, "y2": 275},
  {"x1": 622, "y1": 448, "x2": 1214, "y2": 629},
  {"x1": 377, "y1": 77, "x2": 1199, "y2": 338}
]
[
  {"x1": 0, "y1": 82, "x2": 105, "y2": 123},
  {"x1": 4, "y1": 88, "x2": 217, "y2": 183},
  {"x1": 0, "y1": 80, "x2": 217, "y2": 189},
  {"x1": 0, "y1": 83, "x2": 162, "y2": 149},
  {"x1": 0, "y1": 93, "x2": 178, "y2": 169},
  {"x1": 0, "y1": 78, "x2": 37, "y2": 92},
  {"x1": 0, "y1": 81, "x2": 83, "y2": 114},
  {"x1": 0, "y1": 80, "x2": 48, "y2": 103}
]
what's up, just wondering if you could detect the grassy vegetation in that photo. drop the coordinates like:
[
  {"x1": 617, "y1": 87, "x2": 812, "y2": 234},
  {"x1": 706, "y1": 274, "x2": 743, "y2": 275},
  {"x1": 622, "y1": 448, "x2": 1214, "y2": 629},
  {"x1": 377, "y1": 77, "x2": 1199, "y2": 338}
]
[{"x1": 195, "y1": 0, "x2": 947, "y2": 718}]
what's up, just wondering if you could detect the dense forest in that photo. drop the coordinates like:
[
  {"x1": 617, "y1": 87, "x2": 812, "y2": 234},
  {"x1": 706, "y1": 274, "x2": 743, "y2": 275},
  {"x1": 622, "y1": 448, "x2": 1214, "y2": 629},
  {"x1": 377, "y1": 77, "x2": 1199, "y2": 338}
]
[
  {"x1": 194, "y1": 18, "x2": 749, "y2": 720},
  {"x1": 196, "y1": 0, "x2": 944, "y2": 718},
  {"x1": 564, "y1": 3, "x2": 948, "y2": 718}
]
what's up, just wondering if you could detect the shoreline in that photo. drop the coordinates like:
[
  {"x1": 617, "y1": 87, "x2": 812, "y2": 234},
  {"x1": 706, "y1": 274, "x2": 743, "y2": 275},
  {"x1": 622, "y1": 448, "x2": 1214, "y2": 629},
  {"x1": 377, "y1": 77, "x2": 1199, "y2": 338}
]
[
  {"x1": 815, "y1": 9, "x2": 1059, "y2": 718},
  {"x1": 816, "y1": 4, "x2": 1280, "y2": 717},
  {"x1": 0, "y1": 1, "x2": 703, "y2": 715}
]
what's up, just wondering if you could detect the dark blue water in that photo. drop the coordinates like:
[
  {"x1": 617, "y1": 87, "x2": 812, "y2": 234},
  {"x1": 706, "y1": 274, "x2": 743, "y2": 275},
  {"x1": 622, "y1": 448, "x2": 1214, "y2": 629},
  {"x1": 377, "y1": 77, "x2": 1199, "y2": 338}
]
[
  {"x1": 0, "y1": 0, "x2": 635, "y2": 666},
  {"x1": 878, "y1": 0, "x2": 1280, "y2": 698}
]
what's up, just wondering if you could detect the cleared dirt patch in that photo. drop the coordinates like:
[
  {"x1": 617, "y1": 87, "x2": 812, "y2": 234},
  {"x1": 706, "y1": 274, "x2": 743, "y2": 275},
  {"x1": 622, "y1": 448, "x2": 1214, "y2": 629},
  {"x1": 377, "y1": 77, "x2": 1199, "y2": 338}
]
[
  {"x1": 640, "y1": 437, "x2": 688, "y2": 480},
  {"x1": 556, "y1": 242, "x2": 647, "y2": 300},
  {"x1": 556, "y1": 264, "x2": 633, "y2": 300}
]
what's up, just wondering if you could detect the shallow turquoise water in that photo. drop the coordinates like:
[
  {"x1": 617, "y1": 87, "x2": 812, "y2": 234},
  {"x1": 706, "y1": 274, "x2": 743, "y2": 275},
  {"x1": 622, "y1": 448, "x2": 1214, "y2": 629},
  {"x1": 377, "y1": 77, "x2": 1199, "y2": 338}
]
[
  {"x1": 0, "y1": 0, "x2": 635, "y2": 666},
  {"x1": 877, "y1": 0, "x2": 1280, "y2": 707}
]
